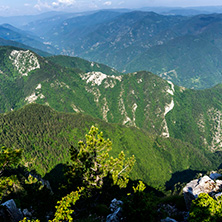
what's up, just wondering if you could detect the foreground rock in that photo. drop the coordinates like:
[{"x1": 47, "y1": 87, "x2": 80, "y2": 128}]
[
  {"x1": 161, "y1": 217, "x2": 178, "y2": 222},
  {"x1": 183, "y1": 175, "x2": 222, "y2": 209},
  {"x1": 0, "y1": 199, "x2": 23, "y2": 222},
  {"x1": 158, "y1": 203, "x2": 188, "y2": 222},
  {"x1": 106, "y1": 198, "x2": 123, "y2": 222},
  {"x1": 209, "y1": 172, "x2": 222, "y2": 180}
]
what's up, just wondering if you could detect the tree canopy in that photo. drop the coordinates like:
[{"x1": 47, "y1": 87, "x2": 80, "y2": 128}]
[{"x1": 66, "y1": 125, "x2": 135, "y2": 190}]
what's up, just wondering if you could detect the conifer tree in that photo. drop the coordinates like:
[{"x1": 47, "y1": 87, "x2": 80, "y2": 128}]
[
  {"x1": 0, "y1": 146, "x2": 22, "y2": 202},
  {"x1": 66, "y1": 125, "x2": 135, "y2": 190},
  {"x1": 0, "y1": 146, "x2": 22, "y2": 176}
]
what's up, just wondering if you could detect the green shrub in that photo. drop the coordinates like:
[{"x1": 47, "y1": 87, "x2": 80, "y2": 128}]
[{"x1": 189, "y1": 193, "x2": 222, "y2": 222}]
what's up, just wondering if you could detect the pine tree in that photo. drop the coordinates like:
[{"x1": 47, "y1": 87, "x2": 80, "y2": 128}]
[
  {"x1": 0, "y1": 146, "x2": 22, "y2": 176},
  {"x1": 0, "y1": 146, "x2": 22, "y2": 202},
  {"x1": 66, "y1": 125, "x2": 135, "y2": 190}
]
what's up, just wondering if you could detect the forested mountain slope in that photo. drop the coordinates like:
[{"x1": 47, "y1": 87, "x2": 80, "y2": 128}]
[
  {"x1": 2, "y1": 46, "x2": 222, "y2": 154},
  {"x1": 48, "y1": 55, "x2": 120, "y2": 75},
  {"x1": 0, "y1": 103, "x2": 219, "y2": 188},
  {"x1": 126, "y1": 35, "x2": 222, "y2": 89}
]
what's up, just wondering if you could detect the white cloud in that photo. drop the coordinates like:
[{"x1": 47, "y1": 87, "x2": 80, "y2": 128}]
[
  {"x1": 52, "y1": 0, "x2": 75, "y2": 7},
  {"x1": 52, "y1": 2, "x2": 59, "y2": 6},
  {"x1": 34, "y1": 0, "x2": 51, "y2": 11},
  {"x1": 118, "y1": 1, "x2": 124, "y2": 5},
  {"x1": 0, "y1": 5, "x2": 9, "y2": 11},
  {"x1": 103, "y1": 1, "x2": 112, "y2": 6},
  {"x1": 58, "y1": 0, "x2": 75, "y2": 5},
  {"x1": 34, "y1": 0, "x2": 75, "y2": 10},
  {"x1": 89, "y1": 3, "x2": 99, "y2": 9}
]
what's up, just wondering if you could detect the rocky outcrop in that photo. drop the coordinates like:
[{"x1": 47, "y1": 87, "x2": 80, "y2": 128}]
[
  {"x1": 9, "y1": 50, "x2": 40, "y2": 77},
  {"x1": 22, "y1": 208, "x2": 32, "y2": 217},
  {"x1": 0, "y1": 199, "x2": 23, "y2": 222},
  {"x1": 183, "y1": 175, "x2": 222, "y2": 209},
  {"x1": 158, "y1": 203, "x2": 188, "y2": 222},
  {"x1": 106, "y1": 198, "x2": 123, "y2": 222},
  {"x1": 161, "y1": 217, "x2": 178, "y2": 222},
  {"x1": 209, "y1": 172, "x2": 222, "y2": 180}
]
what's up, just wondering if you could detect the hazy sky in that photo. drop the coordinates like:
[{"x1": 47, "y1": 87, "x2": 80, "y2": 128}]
[{"x1": 1, "y1": 0, "x2": 222, "y2": 16}]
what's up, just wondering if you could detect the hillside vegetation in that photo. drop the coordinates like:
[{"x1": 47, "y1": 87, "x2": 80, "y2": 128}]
[
  {"x1": 1, "y1": 45, "x2": 222, "y2": 187},
  {"x1": 0, "y1": 103, "x2": 219, "y2": 189},
  {"x1": 2, "y1": 46, "x2": 222, "y2": 154},
  {"x1": 2, "y1": 10, "x2": 222, "y2": 221}
]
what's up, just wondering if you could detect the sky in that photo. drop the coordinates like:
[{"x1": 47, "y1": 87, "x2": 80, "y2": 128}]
[{"x1": 1, "y1": 0, "x2": 222, "y2": 16}]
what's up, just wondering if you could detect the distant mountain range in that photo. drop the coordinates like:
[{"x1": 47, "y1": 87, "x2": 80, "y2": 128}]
[
  {"x1": 139, "y1": 6, "x2": 222, "y2": 15},
  {"x1": 11, "y1": 10, "x2": 222, "y2": 89},
  {"x1": 2, "y1": 10, "x2": 222, "y2": 89},
  {"x1": 0, "y1": 23, "x2": 58, "y2": 55},
  {"x1": 0, "y1": 38, "x2": 51, "y2": 57},
  {"x1": 0, "y1": 11, "x2": 74, "y2": 28}
]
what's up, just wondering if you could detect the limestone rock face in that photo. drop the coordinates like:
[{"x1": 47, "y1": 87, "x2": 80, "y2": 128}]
[{"x1": 183, "y1": 175, "x2": 222, "y2": 209}]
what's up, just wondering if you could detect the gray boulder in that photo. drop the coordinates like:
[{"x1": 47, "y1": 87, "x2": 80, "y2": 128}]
[
  {"x1": 106, "y1": 207, "x2": 122, "y2": 222},
  {"x1": 161, "y1": 217, "x2": 177, "y2": 222},
  {"x1": 22, "y1": 208, "x2": 32, "y2": 217},
  {"x1": 109, "y1": 198, "x2": 123, "y2": 212},
  {"x1": 183, "y1": 175, "x2": 222, "y2": 209},
  {"x1": 1, "y1": 199, "x2": 23, "y2": 222},
  {"x1": 215, "y1": 192, "x2": 222, "y2": 198},
  {"x1": 106, "y1": 198, "x2": 123, "y2": 222},
  {"x1": 209, "y1": 171, "x2": 222, "y2": 180}
]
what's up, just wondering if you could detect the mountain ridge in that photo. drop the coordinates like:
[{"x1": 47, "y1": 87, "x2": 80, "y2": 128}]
[
  {"x1": 20, "y1": 10, "x2": 222, "y2": 89},
  {"x1": 2, "y1": 45, "x2": 222, "y2": 155}
]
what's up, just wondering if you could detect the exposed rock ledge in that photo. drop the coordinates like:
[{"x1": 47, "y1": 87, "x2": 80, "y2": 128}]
[{"x1": 183, "y1": 173, "x2": 222, "y2": 209}]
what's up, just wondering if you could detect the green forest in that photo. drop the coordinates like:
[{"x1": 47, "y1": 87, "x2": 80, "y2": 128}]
[
  {"x1": 0, "y1": 122, "x2": 194, "y2": 222},
  {"x1": 1, "y1": 45, "x2": 222, "y2": 221},
  {"x1": 2, "y1": 8, "x2": 222, "y2": 221},
  {"x1": 1, "y1": 104, "x2": 222, "y2": 221}
]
